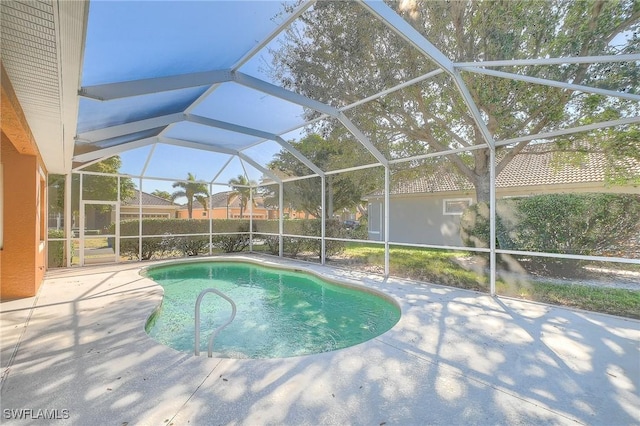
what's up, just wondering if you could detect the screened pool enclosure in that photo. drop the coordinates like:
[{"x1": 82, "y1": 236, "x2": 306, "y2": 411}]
[{"x1": 43, "y1": 0, "x2": 639, "y2": 305}]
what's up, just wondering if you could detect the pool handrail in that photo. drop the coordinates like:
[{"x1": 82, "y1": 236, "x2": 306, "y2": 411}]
[{"x1": 194, "y1": 288, "x2": 237, "y2": 357}]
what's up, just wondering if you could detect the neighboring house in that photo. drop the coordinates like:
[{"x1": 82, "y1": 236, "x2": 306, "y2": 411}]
[
  {"x1": 176, "y1": 191, "x2": 313, "y2": 220},
  {"x1": 120, "y1": 190, "x2": 180, "y2": 219},
  {"x1": 365, "y1": 143, "x2": 640, "y2": 247},
  {"x1": 176, "y1": 191, "x2": 277, "y2": 220}
]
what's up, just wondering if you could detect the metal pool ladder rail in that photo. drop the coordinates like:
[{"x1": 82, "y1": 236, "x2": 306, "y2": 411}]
[{"x1": 194, "y1": 288, "x2": 237, "y2": 357}]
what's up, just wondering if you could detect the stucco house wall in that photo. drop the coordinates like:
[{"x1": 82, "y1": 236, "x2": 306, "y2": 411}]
[
  {"x1": 368, "y1": 183, "x2": 640, "y2": 247},
  {"x1": 366, "y1": 143, "x2": 640, "y2": 247},
  {"x1": 1, "y1": 70, "x2": 48, "y2": 299},
  {"x1": 120, "y1": 190, "x2": 180, "y2": 220},
  {"x1": 367, "y1": 191, "x2": 474, "y2": 246}
]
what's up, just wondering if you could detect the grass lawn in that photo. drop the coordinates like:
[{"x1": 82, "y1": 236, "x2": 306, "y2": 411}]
[{"x1": 341, "y1": 244, "x2": 640, "y2": 319}]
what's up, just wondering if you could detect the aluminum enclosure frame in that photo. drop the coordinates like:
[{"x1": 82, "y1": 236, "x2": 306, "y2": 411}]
[{"x1": 60, "y1": 0, "x2": 640, "y2": 293}]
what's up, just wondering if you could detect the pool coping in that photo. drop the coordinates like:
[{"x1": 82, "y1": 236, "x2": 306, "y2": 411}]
[{"x1": 2, "y1": 254, "x2": 639, "y2": 425}]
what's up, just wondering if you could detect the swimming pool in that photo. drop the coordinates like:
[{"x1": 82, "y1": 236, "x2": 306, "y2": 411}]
[{"x1": 144, "y1": 260, "x2": 400, "y2": 359}]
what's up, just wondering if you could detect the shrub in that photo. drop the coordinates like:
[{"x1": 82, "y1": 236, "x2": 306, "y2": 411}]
[
  {"x1": 460, "y1": 201, "x2": 512, "y2": 249},
  {"x1": 212, "y1": 234, "x2": 250, "y2": 253},
  {"x1": 461, "y1": 193, "x2": 640, "y2": 256},
  {"x1": 302, "y1": 219, "x2": 346, "y2": 259},
  {"x1": 349, "y1": 217, "x2": 369, "y2": 240},
  {"x1": 119, "y1": 236, "x2": 171, "y2": 260},
  {"x1": 211, "y1": 221, "x2": 254, "y2": 253},
  {"x1": 48, "y1": 229, "x2": 65, "y2": 267},
  {"x1": 175, "y1": 236, "x2": 210, "y2": 256},
  {"x1": 284, "y1": 237, "x2": 306, "y2": 257},
  {"x1": 260, "y1": 235, "x2": 306, "y2": 257},
  {"x1": 263, "y1": 235, "x2": 280, "y2": 255},
  {"x1": 508, "y1": 193, "x2": 640, "y2": 256},
  {"x1": 460, "y1": 193, "x2": 640, "y2": 275}
]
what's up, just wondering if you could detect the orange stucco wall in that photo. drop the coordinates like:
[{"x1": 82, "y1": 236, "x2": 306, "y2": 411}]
[
  {"x1": 176, "y1": 207, "x2": 312, "y2": 220},
  {"x1": 176, "y1": 207, "x2": 271, "y2": 219},
  {"x1": 1, "y1": 62, "x2": 47, "y2": 300},
  {"x1": 1, "y1": 134, "x2": 46, "y2": 299}
]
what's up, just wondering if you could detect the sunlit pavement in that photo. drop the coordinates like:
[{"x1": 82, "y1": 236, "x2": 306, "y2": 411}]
[{"x1": 2, "y1": 254, "x2": 638, "y2": 425}]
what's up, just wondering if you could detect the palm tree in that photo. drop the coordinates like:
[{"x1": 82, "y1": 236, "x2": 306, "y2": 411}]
[
  {"x1": 171, "y1": 173, "x2": 209, "y2": 219},
  {"x1": 228, "y1": 174, "x2": 256, "y2": 219}
]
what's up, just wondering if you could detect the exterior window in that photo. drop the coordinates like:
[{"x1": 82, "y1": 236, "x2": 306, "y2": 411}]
[
  {"x1": 120, "y1": 213, "x2": 170, "y2": 219},
  {"x1": 202, "y1": 211, "x2": 207, "y2": 217},
  {"x1": 443, "y1": 198, "x2": 472, "y2": 215}
]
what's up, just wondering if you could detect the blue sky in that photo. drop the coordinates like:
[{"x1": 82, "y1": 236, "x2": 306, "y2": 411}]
[{"x1": 80, "y1": 0, "x2": 303, "y2": 197}]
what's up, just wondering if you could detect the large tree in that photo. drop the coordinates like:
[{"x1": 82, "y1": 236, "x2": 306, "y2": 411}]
[
  {"x1": 171, "y1": 173, "x2": 209, "y2": 219},
  {"x1": 265, "y1": 134, "x2": 382, "y2": 218},
  {"x1": 49, "y1": 156, "x2": 135, "y2": 213},
  {"x1": 270, "y1": 0, "x2": 639, "y2": 202}
]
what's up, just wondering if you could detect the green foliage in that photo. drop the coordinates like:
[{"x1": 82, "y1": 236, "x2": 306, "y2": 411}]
[
  {"x1": 302, "y1": 219, "x2": 347, "y2": 259},
  {"x1": 228, "y1": 175, "x2": 257, "y2": 218},
  {"x1": 171, "y1": 173, "x2": 209, "y2": 219},
  {"x1": 82, "y1": 157, "x2": 135, "y2": 204},
  {"x1": 211, "y1": 221, "x2": 253, "y2": 253},
  {"x1": 120, "y1": 237, "x2": 171, "y2": 261},
  {"x1": 459, "y1": 202, "x2": 511, "y2": 249},
  {"x1": 507, "y1": 193, "x2": 640, "y2": 256},
  {"x1": 259, "y1": 234, "x2": 307, "y2": 257},
  {"x1": 271, "y1": 1, "x2": 639, "y2": 201},
  {"x1": 50, "y1": 157, "x2": 135, "y2": 213},
  {"x1": 175, "y1": 236, "x2": 210, "y2": 256},
  {"x1": 349, "y1": 217, "x2": 369, "y2": 240},
  {"x1": 460, "y1": 193, "x2": 640, "y2": 257},
  {"x1": 47, "y1": 229, "x2": 65, "y2": 267},
  {"x1": 115, "y1": 219, "x2": 259, "y2": 259},
  {"x1": 115, "y1": 219, "x2": 209, "y2": 260},
  {"x1": 252, "y1": 220, "x2": 347, "y2": 259},
  {"x1": 151, "y1": 190, "x2": 172, "y2": 200},
  {"x1": 344, "y1": 244, "x2": 488, "y2": 291},
  {"x1": 261, "y1": 235, "x2": 281, "y2": 255},
  {"x1": 265, "y1": 134, "x2": 383, "y2": 218}
]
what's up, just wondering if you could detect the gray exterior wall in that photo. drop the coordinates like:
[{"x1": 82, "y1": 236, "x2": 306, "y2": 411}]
[
  {"x1": 367, "y1": 194, "x2": 471, "y2": 246},
  {"x1": 366, "y1": 183, "x2": 640, "y2": 246}
]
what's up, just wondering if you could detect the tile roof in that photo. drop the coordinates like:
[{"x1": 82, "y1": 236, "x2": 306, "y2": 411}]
[
  {"x1": 186, "y1": 191, "x2": 268, "y2": 209},
  {"x1": 373, "y1": 142, "x2": 640, "y2": 197},
  {"x1": 122, "y1": 190, "x2": 178, "y2": 206}
]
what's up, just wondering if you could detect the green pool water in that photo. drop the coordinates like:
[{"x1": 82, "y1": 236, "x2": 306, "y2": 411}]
[{"x1": 144, "y1": 261, "x2": 400, "y2": 359}]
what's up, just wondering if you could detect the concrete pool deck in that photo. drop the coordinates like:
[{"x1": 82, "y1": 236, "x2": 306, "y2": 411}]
[{"x1": 1, "y1": 255, "x2": 638, "y2": 425}]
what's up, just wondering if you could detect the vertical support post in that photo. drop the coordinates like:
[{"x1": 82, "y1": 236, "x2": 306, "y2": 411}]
[
  {"x1": 321, "y1": 175, "x2": 326, "y2": 265},
  {"x1": 489, "y1": 148, "x2": 497, "y2": 296},
  {"x1": 115, "y1": 176, "x2": 120, "y2": 263},
  {"x1": 138, "y1": 177, "x2": 143, "y2": 261},
  {"x1": 64, "y1": 173, "x2": 72, "y2": 267},
  {"x1": 384, "y1": 166, "x2": 390, "y2": 277},
  {"x1": 249, "y1": 184, "x2": 254, "y2": 252},
  {"x1": 139, "y1": 145, "x2": 154, "y2": 262},
  {"x1": 79, "y1": 173, "x2": 84, "y2": 266},
  {"x1": 209, "y1": 183, "x2": 213, "y2": 255},
  {"x1": 279, "y1": 182, "x2": 284, "y2": 258}
]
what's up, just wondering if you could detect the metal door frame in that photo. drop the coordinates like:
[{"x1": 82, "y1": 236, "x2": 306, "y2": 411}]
[{"x1": 79, "y1": 200, "x2": 120, "y2": 266}]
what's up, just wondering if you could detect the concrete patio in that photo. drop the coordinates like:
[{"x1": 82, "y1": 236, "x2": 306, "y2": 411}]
[{"x1": 1, "y1": 255, "x2": 638, "y2": 425}]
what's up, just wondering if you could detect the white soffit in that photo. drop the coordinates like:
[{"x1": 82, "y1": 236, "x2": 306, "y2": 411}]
[{"x1": 0, "y1": 0, "x2": 86, "y2": 174}]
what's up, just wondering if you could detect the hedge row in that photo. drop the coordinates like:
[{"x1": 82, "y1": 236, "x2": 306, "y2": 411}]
[
  {"x1": 111, "y1": 218, "x2": 348, "y2": 260},
  {"x1": 460, "y1": 193, "x2": 640, "y2": 257},
  {"x1": 48, "y1": 229, "x2": 66, "y2": 267},
  {"x1": 47, "y1": 218, "x2": 352, "y2": 264},
  {"x1": 255, "y1": 219, "x2": 347, "y2": 259}
]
